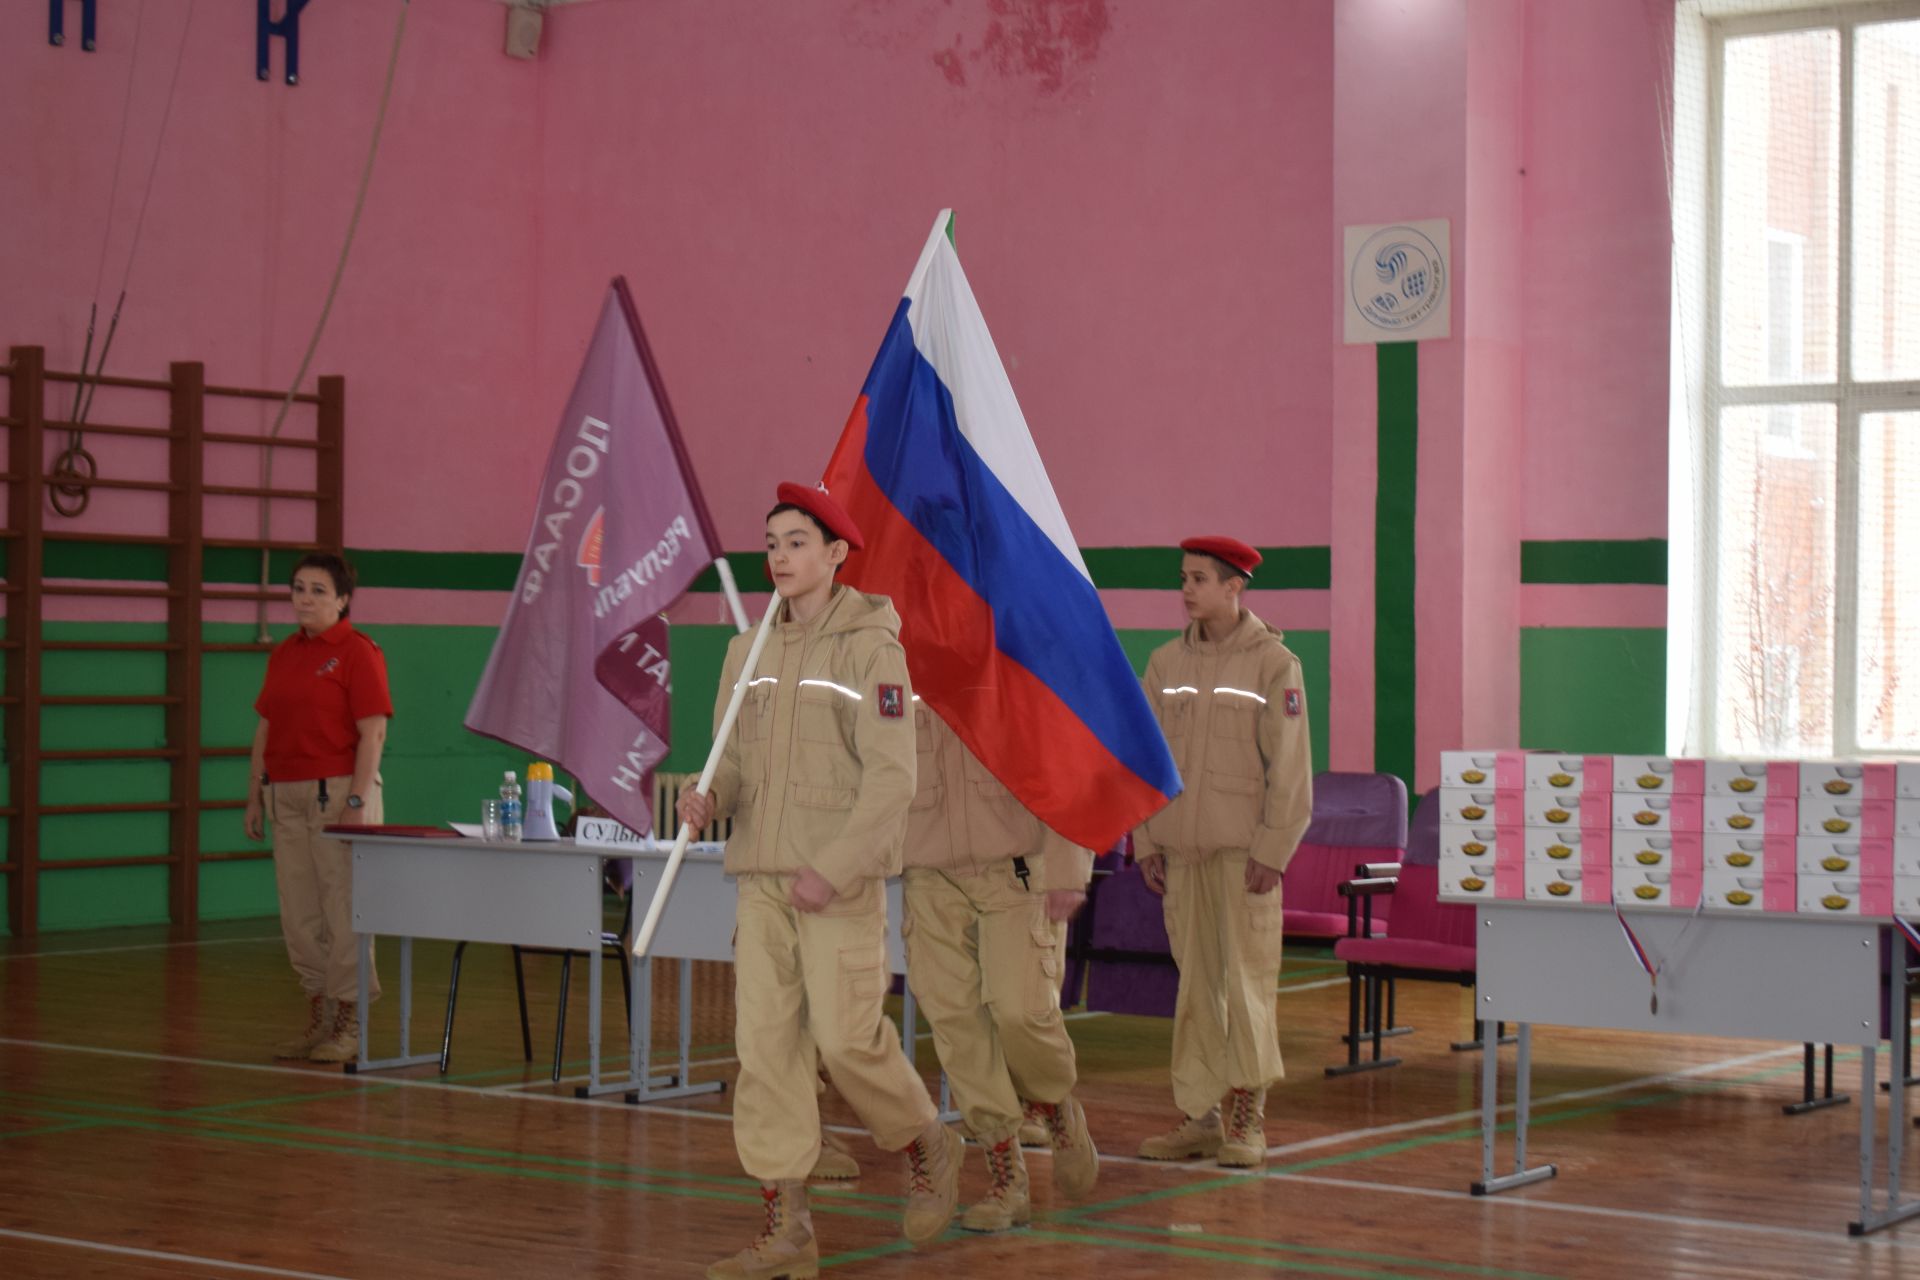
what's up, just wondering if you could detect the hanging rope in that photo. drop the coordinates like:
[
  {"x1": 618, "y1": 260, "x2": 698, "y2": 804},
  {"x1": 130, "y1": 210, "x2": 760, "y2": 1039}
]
[
  {"x1": 53, "y1": 0, "x2": 199, "y2": 518},
  {"x1": 254, "y1": 0, "x2": 412, "y2": 640}
]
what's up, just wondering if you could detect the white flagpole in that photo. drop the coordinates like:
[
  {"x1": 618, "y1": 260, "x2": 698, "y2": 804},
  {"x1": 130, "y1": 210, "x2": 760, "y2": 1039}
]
[
  {"x1": 713, "y1": 555, "x2": 751, "y2": 633},
  {"x1": 633, "y1": 589, "x2": 780, "y2": 957}
]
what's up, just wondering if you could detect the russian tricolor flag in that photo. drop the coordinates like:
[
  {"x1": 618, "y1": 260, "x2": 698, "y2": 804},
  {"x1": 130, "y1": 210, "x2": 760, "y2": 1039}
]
[{"x1": 822, "y1": 211, "x2": 1180, "y2": 850}]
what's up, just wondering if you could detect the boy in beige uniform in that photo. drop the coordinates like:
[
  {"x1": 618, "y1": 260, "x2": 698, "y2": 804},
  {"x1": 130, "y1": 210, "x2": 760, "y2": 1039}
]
[
  {"x1": 903, "y1": 705, "x2": 1101, "y2": 1231},
  {"x1": 1133, "y1": 536, "x2": 1313, "y2": 1167},
  {"x1": 679, "y1": 484, "x2": 960, "y2": 1280}
]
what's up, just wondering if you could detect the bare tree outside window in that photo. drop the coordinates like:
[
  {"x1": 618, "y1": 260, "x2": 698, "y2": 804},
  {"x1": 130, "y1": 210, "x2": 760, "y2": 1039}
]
[{"x1": 1701, "y1": 6, "x2": 1920, "y2": 758}]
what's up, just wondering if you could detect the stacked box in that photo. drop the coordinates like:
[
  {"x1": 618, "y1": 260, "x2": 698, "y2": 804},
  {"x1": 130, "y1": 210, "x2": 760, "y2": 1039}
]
[
  {"x1": 1701, "y1": 871, "x2": 1795, "y2": 912},
  {"x1": 1898, "y1": 874, "x2": 1920, "y2": 915},
  {"x1": 1440, "y1": 753, "x2": 1920, "y2": 916},
  {"x1": 1438, "y1": 751, "x2": 1610, "y2": 904},
  {"x1": 1797, "y1": 877, "x2": 1894, "y2": 915},
  {"x1": 1704, "y1": 760, "x2": 1800, "y2": 796},
  {"x1": 1800, "y1": 761, "x2": 1920, "y2": 800}
]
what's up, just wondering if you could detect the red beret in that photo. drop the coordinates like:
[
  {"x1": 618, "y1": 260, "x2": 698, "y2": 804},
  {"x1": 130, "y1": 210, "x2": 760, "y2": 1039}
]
[
  {"x1": 1180, "y1": 535, "x2": 1261, "y2": 578},
  {"x1": 774, "y1": 481, "x2": 865, "y2": 551}
]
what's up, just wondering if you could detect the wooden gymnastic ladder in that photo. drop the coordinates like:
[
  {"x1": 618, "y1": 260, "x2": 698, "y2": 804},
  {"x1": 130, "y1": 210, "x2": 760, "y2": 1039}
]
[{"x1": 0, "y1": 345, "x2": 344, "y2": 938}]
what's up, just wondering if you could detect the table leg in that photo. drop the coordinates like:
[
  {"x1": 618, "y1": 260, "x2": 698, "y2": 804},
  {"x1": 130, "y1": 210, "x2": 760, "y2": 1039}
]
[
  {"x1": 587, "y1": 938, "x2": 604, "y2": 1095},
  {"x1": 1471, "y1": 1019, "x2": 1556, "y2": 1196},
  {"x1": 399, "y1": 937, "x2": 414, "y2": 1059},
  {"x1": 1850, "y1": 938, "x2": 1920, "y2": 1235},
  {"x1": 345, "y1": 933, "x2": 437, "y2": 1074}
]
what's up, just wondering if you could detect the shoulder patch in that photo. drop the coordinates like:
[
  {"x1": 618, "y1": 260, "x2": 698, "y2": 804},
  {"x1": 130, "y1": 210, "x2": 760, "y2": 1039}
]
[
  {"x1": 1283, "y1": 688, "x2": 1303, "y2": 718},
  {"x1": 877, "y1": 684, "x2": 904, "y2": 718}
]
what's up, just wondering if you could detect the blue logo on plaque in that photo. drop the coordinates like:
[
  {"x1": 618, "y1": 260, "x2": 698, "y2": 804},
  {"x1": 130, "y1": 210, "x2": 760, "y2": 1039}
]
[{"x1": 1351, "y1": 225, "x2": 1447, "y2": 333}]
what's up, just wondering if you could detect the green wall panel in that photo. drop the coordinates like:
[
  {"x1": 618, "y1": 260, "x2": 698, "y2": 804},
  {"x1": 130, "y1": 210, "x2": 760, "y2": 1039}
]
[
  {"x1": 38, "y1": 866, "x2": 169, "y2": 931},
  {"x1": 200, "y1": 860, "x2": 280, "y2": 923},
  {"x1": 1520, "y1": 628, "x2": 1666, "y2": 755}
]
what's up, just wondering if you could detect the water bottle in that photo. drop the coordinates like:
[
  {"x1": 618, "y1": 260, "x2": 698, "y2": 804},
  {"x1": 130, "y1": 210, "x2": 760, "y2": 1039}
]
[{"x1": 500, "y1": 770, "x2": 524, "y2": 842}]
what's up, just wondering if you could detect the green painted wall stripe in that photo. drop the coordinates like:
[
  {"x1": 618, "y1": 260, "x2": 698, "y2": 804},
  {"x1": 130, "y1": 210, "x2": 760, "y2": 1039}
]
[
  {"x1": 1520, "y1": 539, "x2": 1668, "y2": 585},
  {"x1": 1520, "y1": 627, "x2": 1666, "y2": 754},
  {"x1": 17, "y1": 542, "x2": 1336, "y2": 593},
  {"x1": 1373, "y1": 343, "x2": 1417, "y2": 788},
  {"x1": 39, "y1": 537, "x2": 1672, "y2": 589}
]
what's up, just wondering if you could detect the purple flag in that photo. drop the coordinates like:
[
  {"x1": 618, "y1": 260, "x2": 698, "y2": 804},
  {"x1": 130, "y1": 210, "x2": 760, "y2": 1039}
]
[{"x1": 465, "y1": 279, "x2": 721, "y2": 837}]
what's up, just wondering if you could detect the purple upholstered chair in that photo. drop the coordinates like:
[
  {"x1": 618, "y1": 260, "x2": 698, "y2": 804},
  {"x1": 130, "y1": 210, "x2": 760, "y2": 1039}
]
[
  {"x1": 1082, "y1": 840, "x2": 1181, "y2": 1018},
  {"x1": 1327, "y1": 786, "x2": 1484, "y2": 1075},
  {"x1": 1282, "y1": 772, "x2": 1408, "y2": 941}
]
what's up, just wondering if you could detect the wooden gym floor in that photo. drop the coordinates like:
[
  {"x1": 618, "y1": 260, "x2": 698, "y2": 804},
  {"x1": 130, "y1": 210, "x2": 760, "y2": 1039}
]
[{"x1": 1, "y1": 919, "x2": 1915, "y2": 1278}]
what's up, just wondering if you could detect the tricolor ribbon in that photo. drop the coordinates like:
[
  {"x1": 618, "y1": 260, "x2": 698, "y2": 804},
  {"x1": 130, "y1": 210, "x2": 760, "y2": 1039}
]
[
  {"x1": 1614, "y1": 899, "x2": 1707, "y2": 1016},
  {"x1": 1896, "y1": 916, "x2": 1920, "y2": 955},
  {"x1": 1613, "y1": 907, "x2": 1657, "y2": 1013}
]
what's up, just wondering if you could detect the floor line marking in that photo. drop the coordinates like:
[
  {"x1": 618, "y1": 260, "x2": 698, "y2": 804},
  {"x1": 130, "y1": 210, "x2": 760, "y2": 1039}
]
[
  {"x1": 1263, "y1": 1041, "x2": 1804, "y2": 1158},
  {"x1": 1261, "y1": 1170, "x2": 1885, "y2": 1246},
  {"x1": 0, "y1": 1038, "x2": 626, "y2": 1108},
  {"x1": 0, "y1": 1227, "x2": 354, "y2": 1279},
  {"x1": 0, "y1": 935, "x2": 280, "y2": 962}
]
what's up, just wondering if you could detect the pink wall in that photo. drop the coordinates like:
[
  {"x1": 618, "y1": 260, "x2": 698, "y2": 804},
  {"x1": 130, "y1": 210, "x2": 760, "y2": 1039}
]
[
  {"x1": 2, "y1": 0, "x2": 1335, "y2": 567},
  {"x1": 1519, "y1": 0, "x2": 1673, "y2": 542}
]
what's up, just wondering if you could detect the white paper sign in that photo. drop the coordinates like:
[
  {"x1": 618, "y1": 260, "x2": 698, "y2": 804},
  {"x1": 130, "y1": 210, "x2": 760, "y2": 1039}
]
[
  {"x1": 575, "y1": 815, "x2": 653, "y2": 848},
  {"x1": 1344, "y1": 219, "x2": 1451, "y2": 343}
]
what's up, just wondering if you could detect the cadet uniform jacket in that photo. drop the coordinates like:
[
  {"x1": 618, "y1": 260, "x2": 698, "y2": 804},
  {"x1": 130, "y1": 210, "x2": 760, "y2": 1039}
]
[
  {"x1": 709, "y1": 586, "x2": 917, "y2": 894},
  {"x1": 904, "y1": 707, "x2": 1095, "y2": 892},
  {"x1": 1132, "y1": 608, "x2": 1313, "y2": 871}
]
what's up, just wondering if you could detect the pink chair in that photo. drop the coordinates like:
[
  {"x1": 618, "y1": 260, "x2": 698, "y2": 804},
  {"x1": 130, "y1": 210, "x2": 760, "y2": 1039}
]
[
  {"x1": 1281, "y1": 772, "x2": 1408, "y2": 941},
  {"x1": 1327, "y1": 787, "x2": 1505, "y2": 1075}
]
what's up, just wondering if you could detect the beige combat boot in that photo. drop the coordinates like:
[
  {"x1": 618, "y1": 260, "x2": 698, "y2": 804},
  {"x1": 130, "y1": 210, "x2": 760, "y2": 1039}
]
[
  {"x1": 1029, "y1": 1095, "x2": 1099, "y2": 1196},
  {"x1": 706, "y1": 1181, "x2": 817, "y2": 1280},
  {"x1": 809, "y1": 1128, "x2": 860, "y2": 1182},
  {"x1": 1136, "y1": 1107, "x2": 1223, "y2": 1161},
  {"x1": 273, "y1": 994, "x2": 331, "y2": 1060},
  {"x1": 1016, "y1": 1098, "x2": 1048, "y2": 1148},
  {"x1": 1217, "y1": 1087, "x2": 1267, "y2": 1167},
  {"x1": 307, "y1": 1000, "x2": 360, "y2": 1064},
  {"x1": 900, "y1": 1121, "x2": 963, "y2": 1244},
  {"x1": 960, "y1": 1135, "x2": 1030, "y2": 1232}
]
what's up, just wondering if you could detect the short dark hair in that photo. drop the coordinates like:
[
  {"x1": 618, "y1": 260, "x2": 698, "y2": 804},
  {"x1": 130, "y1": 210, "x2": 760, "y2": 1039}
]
[
  {"x1": 766, "y1": 502, "x2": 838, "y2": 544},
  {"x1": 1193, "y1": 553, "x2": 1248, "y2": 585},
  {"x1": 291, "y1": 552, "x2": 356, "y2": 615}
]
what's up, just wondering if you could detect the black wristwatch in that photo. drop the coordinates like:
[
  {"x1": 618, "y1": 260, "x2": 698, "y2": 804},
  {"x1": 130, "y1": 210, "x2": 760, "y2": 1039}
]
[{"x1": 345, "y1": 794, "x2": 365, "y2": 810}]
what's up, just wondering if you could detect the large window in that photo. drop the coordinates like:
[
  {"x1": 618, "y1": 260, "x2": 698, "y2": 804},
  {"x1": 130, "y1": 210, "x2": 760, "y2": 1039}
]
[{"x1": 1703, "y1": 4, "x2": 1920, "y2": 756}]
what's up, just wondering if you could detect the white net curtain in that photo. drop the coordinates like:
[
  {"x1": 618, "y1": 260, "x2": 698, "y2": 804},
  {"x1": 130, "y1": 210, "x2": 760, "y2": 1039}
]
[{"x1": 1664, "y1": 0, "x2": 1920, "y2": 759}]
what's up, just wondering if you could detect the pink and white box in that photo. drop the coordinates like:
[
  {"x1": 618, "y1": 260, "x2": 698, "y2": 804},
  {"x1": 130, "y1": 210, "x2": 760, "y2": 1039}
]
[
  {"x1": 1613, "y1": 792, "x2": 1705, "y2": 833},
  {"x1": 1614, "y1": 867, "x2": 1704, "y2": 909},
  {"x1": 1527, "y1": 827, "x2": 1608, "y2": 869},
  {"x1": 1437, "y1": 858, "x2": 1499, "y2": 901},
  {"x1": 1523, "y1": 754, "x2": 1614, "y2": 793},
  {"x1": 1797, "y1": 838, "x2": 1895, "y2": 878},
  {"x1": 1439, "y1": 752, "x2": 1503, "y2": 789},
  {"x1": 1704, "y1": 760, "x2": 1799, "y2": 797},
  {"x1": 1798, "y1": 877, "x2": 1893, "y2": 916},
  {"x1": 1437, "y1": 788, "x2": 1501, "y2": 827},
  {"x1": 1439, "y1": 826, "x2": 1507, "y2": 862},
  {"x1": 1701, "y1": 870, "x2": 1795, "y2": 912},
  {"x1": 1525, "y1": 862, "x2": 1610, "y2": 903},
  {"x1": 1612, "y1": 829, "x2": 1704, "y2": 875},
  {"x1": 1701, "y1": 795, "x2": 1798, "y2": 836},
  {"x1": 1797, "y1": 797, "x2": 1897, "y2": 839},
  {"x1": 1896, "y1": 877, "x2": 1920, "y2": 915},
  {"x1": 1702, "y1": 833, "x2": 1795, "y2": 875},
  {"x1": 1612, "y1": 757, "x2": 1705, "y2": 795},
  {"x1": 1799, "y1": 762, "x2": 1920, "y2": 801}
]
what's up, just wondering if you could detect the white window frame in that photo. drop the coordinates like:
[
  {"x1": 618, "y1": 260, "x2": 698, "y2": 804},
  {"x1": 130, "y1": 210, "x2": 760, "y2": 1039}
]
[{"x1": 1699, "y1": 0, "x2": 1920, "y2": 758}]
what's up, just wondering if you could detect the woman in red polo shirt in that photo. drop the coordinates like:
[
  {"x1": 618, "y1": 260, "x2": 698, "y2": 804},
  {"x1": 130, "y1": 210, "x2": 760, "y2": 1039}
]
[{"x1": 243, "y1": 553, "x2": 394, "y2": 1064}]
